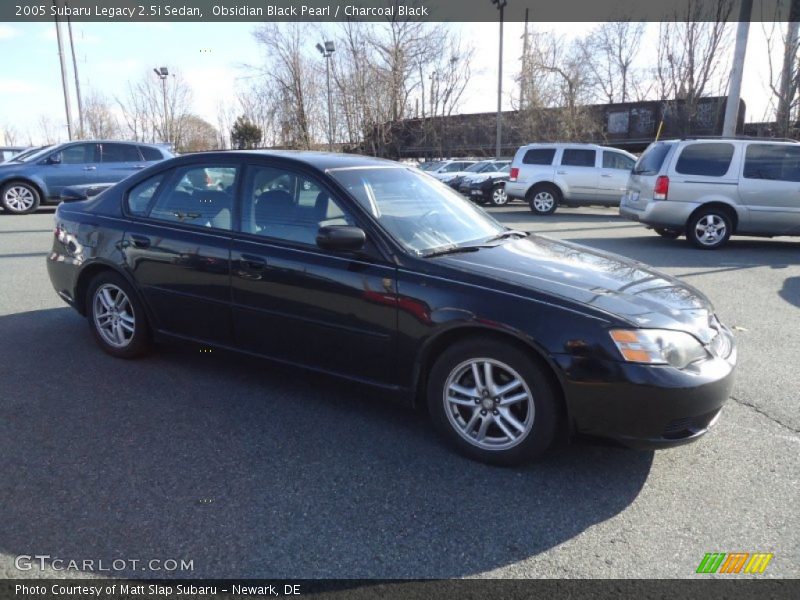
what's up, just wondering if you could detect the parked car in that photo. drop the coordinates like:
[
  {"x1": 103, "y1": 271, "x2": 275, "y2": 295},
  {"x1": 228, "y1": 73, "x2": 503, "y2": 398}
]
[
  {"x1": 48, "y1": 151, "x2": 736, "y2": 465},
  {"x1": 620, "y1": 137, "x2": 800, "y2": 249},
  {"x1": 416, "y1": 160, "x2": 442, "y2": 171},
  {"x1": 442, "y1": 159, "x2": 511, "y2": 190},
  {"x1": 0, "y1": 146, "x2": 27, "y2": 162},
  {"x1": 460, "y1": 163, "x2": 513, "y2": 205},
  {"x1": 0, "y1": 140, "x2": 173, "y2": 214},
  {"x1": 505, "y1": 143, "x2": 637, "y2": 215},
  {"x1": 427, "y1": 159, "x2": 478, "y2": 181}
]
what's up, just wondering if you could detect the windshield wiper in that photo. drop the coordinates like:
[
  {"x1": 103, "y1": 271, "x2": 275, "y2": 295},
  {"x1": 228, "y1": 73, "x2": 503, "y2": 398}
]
[
  {"x1": 483, "y1": 229, "x2": 528, "y2": 243},
  {"x1": 423, "y1": 244, "x2": 494, "y2": 258}
]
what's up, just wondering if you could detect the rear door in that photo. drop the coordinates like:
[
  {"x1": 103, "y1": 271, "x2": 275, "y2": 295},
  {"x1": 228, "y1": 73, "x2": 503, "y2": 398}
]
[
  {"x1": 98, "y1": 142, "x2": 148, "y2": 183},
  {"x1": 122, "y1": 160, "x2": 239, "y2": 344},
  {"x1": 738, "y1": 143, "x2": 800, "y2": 235},
  {"x1": 557, "y1": 148, "x2": 598, "y2": 201},
  {"x1": 599, "y1": 150, "x2": 635, "y2": 204},
  {"x1": 668, "y1": 142, "x2": 738, "y2": 206}
]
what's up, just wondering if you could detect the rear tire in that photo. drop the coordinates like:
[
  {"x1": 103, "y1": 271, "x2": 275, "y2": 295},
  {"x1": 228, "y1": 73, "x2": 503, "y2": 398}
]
[
  {"x1": 1, "y1": 181, "x2": 41, "y2": 214},
  {"x1": 654, "y1": 227, "x2": 681, "y2": 239},
  {"x1": 427, "y1": 337, "x2": 559, "y2": 466},
  {"x1": 528, "y1": 185, "x2": 560, "y2": 215},
  {"x1": 86, "y1": 271, "x2": 151, "y2": 359},
  {"x1": 687, "y1": 208, "x2": 732, "y2": 249}
]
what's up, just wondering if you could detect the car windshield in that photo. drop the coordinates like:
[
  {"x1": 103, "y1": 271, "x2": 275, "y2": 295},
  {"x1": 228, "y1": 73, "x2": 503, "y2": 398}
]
[
  {"x1": 498, "y1": 164, "x2": 511, "y2": 173},
  {"x1": 464, "y1": 161, "x2": 494, "y2": 173},
  {"x1": 13, "y1": 145, "x2": 56, "y2": 163},
  {"x1": 329, "y1": 166, "x2": 505, "y2": 256},
  {"x1": 418, "y1": 161, "x2": 442, "y2": 171}
]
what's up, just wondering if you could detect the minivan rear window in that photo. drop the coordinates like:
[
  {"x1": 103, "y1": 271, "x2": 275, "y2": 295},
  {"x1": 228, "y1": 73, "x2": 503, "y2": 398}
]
[
  {"x1": 522, "y1": 148, "x2": 556, "y2": 165},
  {"x1": 633, "y1": 142, "x2": 671, "y2": 175},
  {"x1": 675, "y1": 143, "x2": 734, "y2": 177},
  {"x1": 743, "y1": 144, "x2": 800, "y2": 182}
]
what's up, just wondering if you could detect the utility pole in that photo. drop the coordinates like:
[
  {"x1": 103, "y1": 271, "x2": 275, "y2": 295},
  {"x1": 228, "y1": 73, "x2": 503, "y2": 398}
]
[
  {"x1": 520, "y1": 8, "x2": 529, "y2": 110},
  {"x1": 492, "y1": 0, "x2": 507, "y2": 159},
  {"x1": 53, "y1": 0, "x2": 73, "y2": 140},
  {"x1": 722, "y1": 0, "x2": 753, "y2": 137},
  {"x1": 777, "y1": 0, "x2": 800, "y2": 136},
  {"x1": 316, "y1": 41, "x2": 336, "y2": 152},
  {"x1": 153, "y1": 67, "x2": 169, "y2": 143},
  {"x1": 66, "y1": 5, "x2": 84, "y2": 138}
]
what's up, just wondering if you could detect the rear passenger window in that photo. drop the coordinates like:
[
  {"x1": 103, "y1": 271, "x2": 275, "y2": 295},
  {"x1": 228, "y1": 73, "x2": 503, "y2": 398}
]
[
  {"x1": 603, "y1": 151, "x2": 635, "y2": 170},
  {"x1": 240, "y1": 165, "x2": 351, "y2": 246},
  {"x1": 127, "y1": 174, "x2": 164, "y2": 217},
  {"x1": 675, "y1": 143, "x2": 734, "y2": 177},
  {"x1": 743, "y1": 144, "x2": 800, "y2": 182},
  {"x1": 139, "y1": 146, "x2": 164, "y2": 161},
  {"x1": 522, "y1": 149, "x2": 556, "y2": 165},
  {"x1": 561, "y1": 149, "x2": 596, "y2": 167},
  {"x1": 101, "y1": 143, "x2": 141, "y2": 163},
  {"x1": 147, "y1": 165, "x2": 238, "y2": 230}
]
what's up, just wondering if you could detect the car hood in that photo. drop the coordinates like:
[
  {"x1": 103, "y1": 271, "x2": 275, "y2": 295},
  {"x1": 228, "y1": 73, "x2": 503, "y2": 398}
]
[{"x1": 435, "y1": 235, "x2": 718, "y2": 342}]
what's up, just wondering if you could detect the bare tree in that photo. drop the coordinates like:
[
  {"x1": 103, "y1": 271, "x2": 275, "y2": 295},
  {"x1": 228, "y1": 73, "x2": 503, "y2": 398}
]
[
  {"x1": 655, "y1": 0, "x2": 733, "y2": 133},
  {"x1": 177, "y1": 115, "x2": 218, "y2": 152},
  {"x1": 580, "y1": 22, "x2": 645, "y2": 104},
  {"x1": 2, "y1": 125, "x2": 18, "y2": 145},
  {"x1": 763, "y1": 0, "x2": 800, "y2": 134},
  {"x1": 37, "y1": 116, "x2": 60, "y2": 145},
  {"x1": 81, "y1": 92, "x2": 121, "y2": 139},
  {"x1": 116, "y1": 70, "x2": 194, "y2": 144}
]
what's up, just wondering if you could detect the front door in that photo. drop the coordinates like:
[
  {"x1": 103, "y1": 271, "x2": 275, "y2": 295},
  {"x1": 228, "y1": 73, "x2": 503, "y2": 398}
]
[
  {"x1": 230, "y1": 163, "x2": 398, "y2": 386},
  {"x1": 599, "y1": 150, "x2": 635, "y2": 204},
  {"x1": 557, "y1": 148, "x2": 599, "y2": 202},
  {"x1": 123, "y1": 161, "x2": 239, "y2": 344},
  {"x1": 42, "y1": 142, "x2": 100, "y2": 198}
]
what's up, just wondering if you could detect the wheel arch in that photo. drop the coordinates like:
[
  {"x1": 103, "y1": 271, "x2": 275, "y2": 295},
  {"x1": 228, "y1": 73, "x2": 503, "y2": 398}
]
[
  {"x1": 526, "y1": 180, "x2": 564, "y2": 202},
  {"x1": 74, "y1": 261, "x2": 152, "y2": 325},
  {"x1": 1, "y1": 178, "x2": 46, "y2": 202},
  {"x1": 689, "y1": 201, "x2": 740, "y2": 233},
  {"x1": 411, "y1": 325, "x2": 568, "y2": 425}
]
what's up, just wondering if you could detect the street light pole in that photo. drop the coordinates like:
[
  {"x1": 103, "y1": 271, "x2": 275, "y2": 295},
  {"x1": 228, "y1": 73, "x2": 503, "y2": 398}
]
[
  {"x1": 492, "y1": 0, "x2": 507, "y2": 159},
  {"x1": 153, "y1": 67, "x2": 169, "y2": 144},
  {"x1": 316, "y1": 41, "x2": 336, "y2": 152}
]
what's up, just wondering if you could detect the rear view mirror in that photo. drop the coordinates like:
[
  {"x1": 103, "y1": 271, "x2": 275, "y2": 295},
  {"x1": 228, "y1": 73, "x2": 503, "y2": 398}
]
[{"x1": 316, "y1": 225, "x2": 366, "y2": 252}]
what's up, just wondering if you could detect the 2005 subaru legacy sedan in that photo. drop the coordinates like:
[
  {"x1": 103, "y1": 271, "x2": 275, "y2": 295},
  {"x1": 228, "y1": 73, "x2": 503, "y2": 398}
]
[{"x1": 47, "y1": 151, "x2": 737, "y2": 465}]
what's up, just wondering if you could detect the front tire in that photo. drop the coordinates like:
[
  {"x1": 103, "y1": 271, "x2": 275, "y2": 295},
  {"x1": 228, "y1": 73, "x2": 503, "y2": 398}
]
[
  {"x1": 427, "y1": 338, "x2": 559, "y2": 465},
  {"x1": 1, "y1": 181, "x2": 41, "y2": 214},
  {"x1": 687, "y1": 208, "x2": 732, "y2": 249},
  {"x1": 528, "y1": 185, "x2": 560, "y2": 215},
  {"x1": 86, "y1": 272, "x2": 151, "y2": 358},
  {"x1": 490, "y1": 185, "x2": 509, "y2": 206}
]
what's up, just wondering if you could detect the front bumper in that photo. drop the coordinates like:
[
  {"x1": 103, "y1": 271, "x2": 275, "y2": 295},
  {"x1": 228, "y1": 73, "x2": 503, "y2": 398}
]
[{"x1": 553, "y1": 343, "x2": 736, "y2": 449}]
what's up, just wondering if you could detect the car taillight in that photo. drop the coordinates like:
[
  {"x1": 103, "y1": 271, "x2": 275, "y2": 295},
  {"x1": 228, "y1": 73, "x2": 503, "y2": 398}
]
[
  {"x1": 653, "y1": 176, "x2": 669, "y2": 200},
  {"x1": 509, "y1": 167, "x2": 519, "y2": 182}
]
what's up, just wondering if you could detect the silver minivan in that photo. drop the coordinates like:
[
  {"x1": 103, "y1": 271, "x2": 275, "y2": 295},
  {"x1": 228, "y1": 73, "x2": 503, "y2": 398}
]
[
  {"x1": 505, "y1": 143, "x2": 636, "y2": 214},
  {"x1": 620, "y1": 138, "x2": 800, "y2": 249}
]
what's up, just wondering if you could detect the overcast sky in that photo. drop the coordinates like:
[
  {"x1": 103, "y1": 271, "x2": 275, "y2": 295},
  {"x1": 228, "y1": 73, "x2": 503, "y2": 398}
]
[{"x1": 0, "y1": 20, "x2": 785, "y2": 145}]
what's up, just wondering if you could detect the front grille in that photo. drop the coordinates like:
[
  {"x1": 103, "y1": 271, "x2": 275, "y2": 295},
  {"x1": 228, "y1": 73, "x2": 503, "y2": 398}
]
[{"x1": 663, "y1": 409, "x2": 721, "y2": 439}]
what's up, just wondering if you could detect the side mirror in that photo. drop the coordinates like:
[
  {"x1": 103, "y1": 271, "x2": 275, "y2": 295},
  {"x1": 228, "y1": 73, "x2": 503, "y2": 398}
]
[
  {"x1": 47, "y1": 153, "x2": 62, "y2": 165},
  {"x1": 316, "y1": 225, "x2": 366, "y2": 252}
]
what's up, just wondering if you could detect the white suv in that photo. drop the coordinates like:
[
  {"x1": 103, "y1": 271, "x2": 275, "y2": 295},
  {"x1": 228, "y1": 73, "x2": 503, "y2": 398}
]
[{"x1": 505, "y1": 143, "x2": 636, "y2": 215}]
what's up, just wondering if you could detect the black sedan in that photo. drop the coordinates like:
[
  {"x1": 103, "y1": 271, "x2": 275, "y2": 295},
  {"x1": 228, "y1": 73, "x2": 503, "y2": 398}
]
[
  {"x1": 460, "y1": 164, "x2": 512, "y2": 206},
  {"x1": 47, "y1": 151, "x2": 736, "y2": 465}
]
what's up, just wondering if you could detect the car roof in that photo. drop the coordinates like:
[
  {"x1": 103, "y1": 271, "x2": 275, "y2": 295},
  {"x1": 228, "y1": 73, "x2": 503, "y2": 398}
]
[{"x1": 174, "y1": 150, "x2": 402, "y2": 172}]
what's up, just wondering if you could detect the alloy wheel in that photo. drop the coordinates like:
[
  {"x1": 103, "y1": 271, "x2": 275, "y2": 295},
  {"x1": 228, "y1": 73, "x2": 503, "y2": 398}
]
[
  {"x1": 92, "y1": 284, "x2": 136, "y2": 348},
  {"x1": 443, "y1": 358, "x2": 535, "y2": 451},
  {"x1": 492, "y1": 187, "x2": 508, "y2": 206},
  {"x1": 532, "y1": 191, "x2": 555, "y2": 212},
  {"x1": 694, "y1": 214, "x2": 727, "y2": 247},
  {"x1": 3, "y1": 186, "x2": 35, "y2": 212}
]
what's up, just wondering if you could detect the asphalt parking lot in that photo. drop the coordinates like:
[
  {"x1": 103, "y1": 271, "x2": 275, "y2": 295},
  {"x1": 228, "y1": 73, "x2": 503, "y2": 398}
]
[{"x1": 0, "y1": 205, "x2": 797, "y2": 579}]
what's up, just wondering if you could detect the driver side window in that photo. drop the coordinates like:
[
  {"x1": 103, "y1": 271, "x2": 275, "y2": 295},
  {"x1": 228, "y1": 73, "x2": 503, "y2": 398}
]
[{"x1": 240, "y1": 165, "x2": 352, "y2": 246}]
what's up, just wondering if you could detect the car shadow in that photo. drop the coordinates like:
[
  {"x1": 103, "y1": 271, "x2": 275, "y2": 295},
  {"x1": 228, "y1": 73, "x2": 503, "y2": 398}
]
[
  {"x1": 779, "y1": 276, "x2": 800, "y2": 309},
  {"x1": 0, "y1": 308, "x2": 653, "y2": 579}
]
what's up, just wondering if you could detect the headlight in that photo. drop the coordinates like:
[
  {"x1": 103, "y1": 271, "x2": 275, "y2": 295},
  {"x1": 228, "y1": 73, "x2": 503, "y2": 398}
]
[{"x1": 609, "y1": 329, "x2": 708, "y2": 369}]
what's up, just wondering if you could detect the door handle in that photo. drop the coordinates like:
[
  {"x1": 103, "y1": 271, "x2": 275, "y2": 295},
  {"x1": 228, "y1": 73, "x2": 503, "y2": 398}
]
[
  {"x1": 601, "y1": 174, "x2": 612, "y2": 178},
  {"x1": 133, "y1": 165, "x2": 146, "y2": 170},
  {"x1": 556, "y1": 170, "x2": 566, "y2": 175},
  {"x1": 83, "y1": 166, "x2": 97, "y2": 171},
  {"x1": 240, "y1": 254, "x2": 266, "y2": 270},
  {"x1": 130, "y1": 234, "x2": 151, "y2": 249}
]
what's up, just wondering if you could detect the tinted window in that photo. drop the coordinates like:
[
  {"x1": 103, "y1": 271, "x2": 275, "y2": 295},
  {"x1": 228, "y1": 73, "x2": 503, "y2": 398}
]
[
  {"x1": 743, "y1": 144, "x2": 800, "y2": 182},
  {"x1": 444, "y1": 162, "x2": 467, "y2": 172},
  {"x1": 60, "y1": 143, "x2": 98, "y2": 164},
  {"x1": 603, "y1": 151, "x2": 635, "y2": 170},
  {"x1": 675, "y1": 143, "x2": 734, "y2": 177},
  {"x1": 241, "y1": 165, "x2": 352, "y2": 246},
  {"x1": 561, "y1": 149, "x2": 596, "y2": 167},
  {"x1": 101, "y1": 143, "x2": 141, "y2": 163},
  {"x1": 139, "y1": 146, "x2": 163, "y2": 161},
  {"x1": 148, "y1": 165, "x2": 237, "y2": 230},
  {"x1": 522, "y1": 148, "x2": 556, "y2": 165},
  {"x1": 126, "y1": 174, "x2": 164, "y2": 217},
  {"x1": 633, "y1": 142, "x2": 672, "y2": 175}
]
